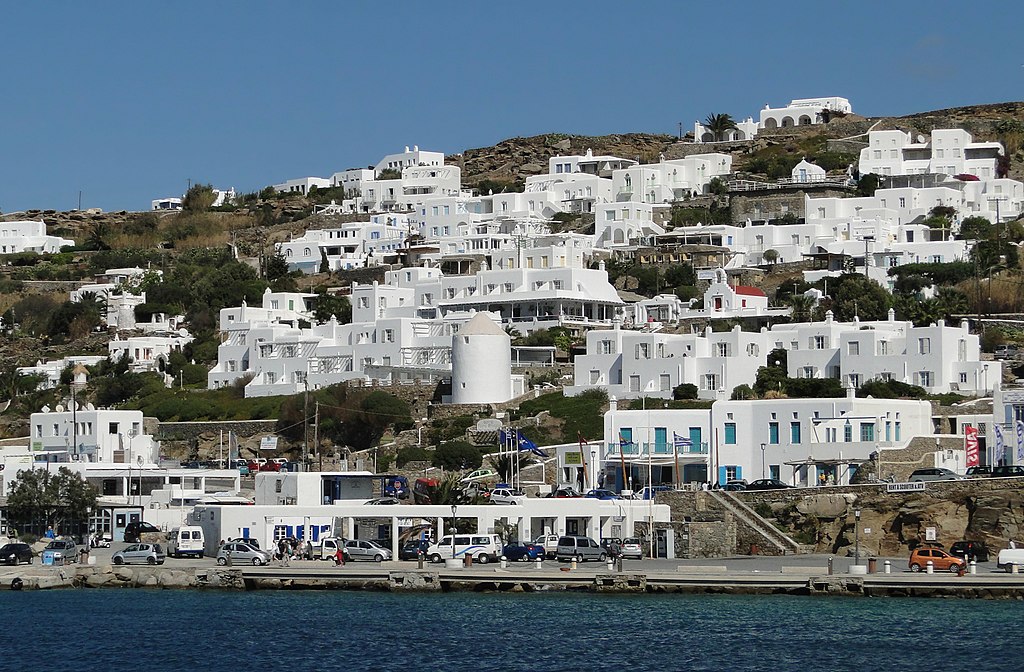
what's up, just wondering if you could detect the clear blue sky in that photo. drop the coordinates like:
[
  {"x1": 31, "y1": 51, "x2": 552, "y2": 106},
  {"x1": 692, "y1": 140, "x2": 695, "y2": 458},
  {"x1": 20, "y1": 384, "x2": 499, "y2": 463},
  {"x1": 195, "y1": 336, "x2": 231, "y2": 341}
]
[{"x1": 1, "y1": 0, "x2": 1021, "y2": 213}]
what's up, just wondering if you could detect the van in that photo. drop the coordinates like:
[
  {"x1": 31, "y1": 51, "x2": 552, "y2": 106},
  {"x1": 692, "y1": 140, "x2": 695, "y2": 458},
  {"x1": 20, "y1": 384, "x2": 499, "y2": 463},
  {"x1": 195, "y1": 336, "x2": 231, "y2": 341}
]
[
  {"x1": 426, "y1": 534, "x2": 501, "y2": 564},
  {"x1": 319, "y1": 536, "x2": 347, "y2": 561},
  {"x1": 167, "y1": 526, "x2": 205, "y2": 558},
  {"x1": 997, "y1": 542, "x2": 1024, "y2": 571},
  {"x1": 556, "y1": 535, "x2": 607, "y2": 562}
]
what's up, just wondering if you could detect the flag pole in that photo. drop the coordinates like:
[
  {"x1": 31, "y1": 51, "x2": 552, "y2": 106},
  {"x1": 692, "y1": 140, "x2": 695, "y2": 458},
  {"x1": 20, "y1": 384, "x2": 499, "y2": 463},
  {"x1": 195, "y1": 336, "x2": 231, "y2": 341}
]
[
  {"x1": 578, "y1": 433, "x2": 589, "y2": 492},
  {"x1": 673, "y1": 436, "x2": 681, "y2": 489}
]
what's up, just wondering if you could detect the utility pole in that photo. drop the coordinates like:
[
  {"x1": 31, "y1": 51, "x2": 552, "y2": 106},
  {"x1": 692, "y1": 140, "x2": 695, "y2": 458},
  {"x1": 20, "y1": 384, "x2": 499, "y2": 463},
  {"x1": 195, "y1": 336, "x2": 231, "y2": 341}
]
[
  {"x1": 303, "y1": 382, "x2": 310, "y2": 470},
  {"x1": 677, "y1": 122, "x2": 683, "y2": 140},
  {"x1": 313, "y1": 401, "x2": 320, "y2": 472}
]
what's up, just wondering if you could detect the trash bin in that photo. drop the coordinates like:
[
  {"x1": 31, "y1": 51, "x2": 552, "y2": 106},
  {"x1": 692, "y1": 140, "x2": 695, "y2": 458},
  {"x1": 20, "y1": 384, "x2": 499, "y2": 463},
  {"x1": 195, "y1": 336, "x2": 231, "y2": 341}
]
[
  {"x1": 867, "y1": 557, "x2": 877, "y2": 574},
  {"x1": 464, "y1": 554, "x2": 473, "y2": 567}
]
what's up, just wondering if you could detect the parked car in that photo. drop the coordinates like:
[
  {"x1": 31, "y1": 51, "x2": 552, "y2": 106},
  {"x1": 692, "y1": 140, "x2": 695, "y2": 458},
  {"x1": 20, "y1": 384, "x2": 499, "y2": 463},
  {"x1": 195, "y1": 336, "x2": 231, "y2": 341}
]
[
  {"x1": 532, "y1": 534, "x2": 560, "y2": 559},
  {"x1": 364, "y1": 497, "x2": 401, "y2": 505},
  {"x1": 949, "y1": 540, "x2": 990, "y2": 563},
  {"x1": 620, "y1": 537, "x2": 644, "y2": 560},
  {"x1": 991, "y1": 465, "x2": 1024, "y2": 478},
  {"x1": 634, "y1": 485, "x2": 673, "y2": 500},
  {"x1": 909, "y1": 468, "x2": 962, "y2": 482},
  {"x1": 745, "y1": 478, "x2": 792, "y2": 491},
  {"x1": 123, "y1": 521, "x2": 162, "y2": 543},
  {"x1": 965, "y1": 465, "x2": 993, "y2": 478},
  {"x1": 460, "y1": 468, "x2": 497, "y2": 483},
  {"x1": 112, "y1": 543, "x2": 166, "y2": 565},
  {"x1": 585, "y1": 489, "x2": 620, "y2": 500},
  {"x1": 426, "y1": 534, "x2": 501, "y2": 564},
  {"x1": 555, "y1": 535, "x2": 607, "y2": 562},
  {"x1": 502, "y1": 543, "x2": 545, "y2": 561},
  {"x1": 0, "y1": 542, "x2": 33, "y2": 566},
  {"x1": 994, "y1": 345, "x2": 1019, "y2": 360},
  {"x1": 43, "y1": 539, "x2": 77, "y2": 564},
  {"x1": 546, "y1": 487, "x2": 583, "y2": 498},
  {"x1": 230, "y1": 458, "x2": 250, "y2": 475},
  {"x1": 723, "y1": 480, "x2": 747, "y2": 491},
  {"x1": 490, "y1": 486, "x2": 526, "y2": 506},
  {"x1": 227, "y1": 537, "x2": 261, "y2": 550},
  {"x1": 343, "y1": 539, "x2": 392, "y2": 562},
  {"x1": 908, "y1": 546, "x2": 964, "y2": 573},
  {"x1": 399, "y1": 539, "x2": 432, "y2": 560},
  {"x1": 217, "y1": 542, "x2": 271, "y2": 566},
  {"x1": 996, "y1": 542, "x2": 1024, "y2": 571}
]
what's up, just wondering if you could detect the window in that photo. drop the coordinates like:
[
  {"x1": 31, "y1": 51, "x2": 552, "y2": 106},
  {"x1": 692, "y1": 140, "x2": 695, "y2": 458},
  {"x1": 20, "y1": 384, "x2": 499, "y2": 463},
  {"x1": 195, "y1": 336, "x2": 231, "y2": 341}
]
[
  {"x1": 916, "y1": 371, "x2": 933, "y2": 387},
  {"x1": 802, "y1": 366, "x2": 815, "y2": 379},
  {"x1": 108, "y1": 422, "x2": 119, "y2": 435},
  {"x1": 848, "y1": 373, "x2": 861, "y2": 388},
  {"x1": 636, "y1": 343, "x2": 651, "y2": 359},
  {"x1": 660, "y1": 374, "x2": 671, "y2": 391},
  {"x1": 844, "y1": 422, "x2": 853, "y2": 442},
  {"x1": 702, "y1": 373, "x2": 718, "y2": 391},
  {"x1": 381, "y1": 329, "x2": 394, "y2": 343},
  {"x1": 724, "y1": 423, "x2": 736, "y2": 445},
  {"x1": 878, "y1": 341, "x2": 889, "y2": 356},
  {"x1": 358, "y1": 296, "x2": 369, "y2": 309},
  {"x1": 812, "y1": 335, "x2": 827, "y2": 350},
  {"x1": 918, "y1": 338, "x2": 931, "y2": 355},
  {"x1": 628, "y1": 375, "x2": 641, "y2": 392},
  {"x1": 599, "y1": 340, "x2": 614, "y2": 355},
  {"x1": 790, "y1": 422, "x2": 801, "y2": 444},
  {"x1": 860, "y1": 423, "x2": 875, "y2": 442},
  {"x1": 589, "y1": 370, "x2": 600, "y2": 384},
  {"x1": 848, "y1": 341, "x2": 860, "y2": 355},
  {"x1": 768, "y1": 422, "x2": 779, "y2": 445},
  {"x1": 716, "y1": 343, "x2": 730, "y2": 357}
]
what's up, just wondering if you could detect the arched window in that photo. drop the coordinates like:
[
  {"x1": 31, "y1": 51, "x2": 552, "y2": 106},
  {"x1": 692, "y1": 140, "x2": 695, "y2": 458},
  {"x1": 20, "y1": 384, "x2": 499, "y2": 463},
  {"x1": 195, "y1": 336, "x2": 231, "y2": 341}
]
[
  {"x1": 304, "y1": 247, "x2": 312, "y2": 256},
  {"x1": 285, "y1": 249, "x2": 292, "y2": 257}
]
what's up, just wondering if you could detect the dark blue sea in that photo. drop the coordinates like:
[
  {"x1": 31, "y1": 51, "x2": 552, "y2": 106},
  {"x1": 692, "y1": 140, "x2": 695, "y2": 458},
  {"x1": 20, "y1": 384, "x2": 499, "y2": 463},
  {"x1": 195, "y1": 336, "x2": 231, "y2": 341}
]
[{"x1": 2, "y1": 590, "x2": 1019, "y2": 671}]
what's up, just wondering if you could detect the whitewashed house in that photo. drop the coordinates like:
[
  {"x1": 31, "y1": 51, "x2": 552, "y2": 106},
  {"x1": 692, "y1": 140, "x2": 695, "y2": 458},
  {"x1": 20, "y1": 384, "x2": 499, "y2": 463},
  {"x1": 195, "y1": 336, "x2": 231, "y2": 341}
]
[
  {"x1": 277, "y1": 214, "x2": 409, "y2": 273},
  {"x1": 273, "y1": 176, "x2": 332, "y2": 195},
  {"x1": 28, "y1": 406, "x2": 157, "y2": 464},
  {"x1": 108, "y1": 332, "x2": 193, "y2": 375},
  {"x1": 0, "y1": 220, "x2": 74, "y2": 254},
  {"x1": 17, "y1": 356, "x2": 107, "y2": 390},
  {"x1": 858, "y1": 128, "x2": 1003, "y2": 178},
  {"x1": 759, "y1": 97, "x2": 853, "y2": 129}
]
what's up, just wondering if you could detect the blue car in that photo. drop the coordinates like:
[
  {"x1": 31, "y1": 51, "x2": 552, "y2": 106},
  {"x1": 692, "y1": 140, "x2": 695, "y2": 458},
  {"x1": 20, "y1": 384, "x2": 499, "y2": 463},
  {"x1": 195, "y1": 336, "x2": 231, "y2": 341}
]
[
  {"x1": 502, "y1": 543, "x2": 545, "y2": 561},
  {"x1": 585, "y1": 489, "x2": 620, "y2": 500}
]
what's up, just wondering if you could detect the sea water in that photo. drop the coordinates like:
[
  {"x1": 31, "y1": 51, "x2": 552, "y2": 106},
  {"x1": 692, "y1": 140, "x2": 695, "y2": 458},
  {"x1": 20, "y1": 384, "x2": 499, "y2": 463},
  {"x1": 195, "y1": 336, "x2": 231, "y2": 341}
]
[{"x1": 2, "y1": 590, "x2": 1018, "y2": 671}]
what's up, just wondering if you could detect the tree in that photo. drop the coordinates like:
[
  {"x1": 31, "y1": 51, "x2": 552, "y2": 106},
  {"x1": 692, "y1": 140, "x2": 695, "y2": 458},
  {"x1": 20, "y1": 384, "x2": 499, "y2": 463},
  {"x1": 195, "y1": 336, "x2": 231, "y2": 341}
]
[
  {"x1": 182, "y1": 183, "x2": 217, "y2": 212},
  {"x1": 787, "y1": 294, "x2": 815, "y2": 322},
  {"x1": 432, "y1": 441, "x2": 484, "y2": 471},
  {"x1": 829, "y1": 274, "x2": 892, "y2": 321},
  {"x1": 731, "y1": 384, "x2": 755, "y2": 400},
  {"x1": 762, "y1": 249, "x2": 779, "y2": 266},
  {"x1": 489, "y1": 452, "x2": 524, "y2": 483},
  {"x1": 703, "y1": 113, "x2": 738, "y2": 142},
  {"x1": 312, "y1": 291, "x2": 352, "y2": 325},
  {"x1": 377, "y1": 168, "x2": 401, "y2": 180},
  {"x1": 672, "y1": 383, "x2": 698, "y2": 400},
  {"x1": 856, "y1": 173, "x2": 880, "y2": 197},
  {"x1": 85, "y1": 222, "x2": 111, "y2": 251},
  {"x1": 6, "y1": 467, "x2": 97, "y2": 535}
]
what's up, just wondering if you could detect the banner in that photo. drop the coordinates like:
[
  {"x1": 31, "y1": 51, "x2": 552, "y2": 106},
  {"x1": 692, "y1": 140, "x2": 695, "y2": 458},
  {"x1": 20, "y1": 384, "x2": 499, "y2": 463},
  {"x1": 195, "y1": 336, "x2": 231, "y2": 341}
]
[
  {"x1": 995, "y1": 425, "x2": 1005, "y2": 466},
  {"x1": 1017, "y1": 421, "x2": 1024, "y2": 463},
  {"x1": 965, "y1": 425, "x2": 979, "y2": 468}
]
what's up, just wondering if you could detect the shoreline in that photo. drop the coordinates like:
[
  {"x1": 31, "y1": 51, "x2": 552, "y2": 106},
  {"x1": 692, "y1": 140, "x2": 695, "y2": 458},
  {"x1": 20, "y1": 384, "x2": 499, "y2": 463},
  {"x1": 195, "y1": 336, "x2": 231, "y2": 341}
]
[{"x1": 5, "y1": 563, "x2": 1024, "y2": 599}]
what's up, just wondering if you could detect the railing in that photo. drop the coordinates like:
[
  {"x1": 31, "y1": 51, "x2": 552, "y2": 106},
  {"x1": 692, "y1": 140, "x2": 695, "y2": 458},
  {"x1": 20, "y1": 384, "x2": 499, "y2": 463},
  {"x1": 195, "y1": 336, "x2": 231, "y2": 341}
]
[{"x1": 606, "y1": 442, "x2": 709, "y2": 457}]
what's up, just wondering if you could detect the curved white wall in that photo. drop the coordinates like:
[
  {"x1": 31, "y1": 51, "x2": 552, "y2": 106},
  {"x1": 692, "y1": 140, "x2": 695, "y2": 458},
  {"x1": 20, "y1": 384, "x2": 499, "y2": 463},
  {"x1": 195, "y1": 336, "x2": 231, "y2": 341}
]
[{"x1": 451, "y1": 332, "x2": 512, "y2": 404}]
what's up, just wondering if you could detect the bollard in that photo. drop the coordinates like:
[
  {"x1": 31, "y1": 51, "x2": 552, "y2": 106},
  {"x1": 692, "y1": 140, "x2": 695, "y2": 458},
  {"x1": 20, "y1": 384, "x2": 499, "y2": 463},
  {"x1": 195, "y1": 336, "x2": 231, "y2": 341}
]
[
  {"x1": 884, "y1": 560, "x2": 891, "y2": 574},
  {"x1": 606, "y1": 557, "x2": 614, "y2": 572},
  {"x1": 417, "y1": 552, "x2": 424, "y2": 570},
  {"x1": 926, "y1": 560, "x2": 934, "y2": 574},
  {"x1": 1013, "y1": 564, "x2": 1020, "y2": 575},
  {"x1": 535, "y1": 557, "x2": 542, "y2": 570},
  {"x1": 500, "y1": 556, "x2": 507, "y2": 569},
  {"x1": 616, "y1": 556, "x2": 623, "y2": 573},
  {"x1": 969, "y1": 560, "x2": 977, "y2": 575},
  {"x1": 827, "y1": 556, "x2": 833, "y2": 575},
  {"x1": 570, "y1": 557, "x2": 577, "y2": 570}
]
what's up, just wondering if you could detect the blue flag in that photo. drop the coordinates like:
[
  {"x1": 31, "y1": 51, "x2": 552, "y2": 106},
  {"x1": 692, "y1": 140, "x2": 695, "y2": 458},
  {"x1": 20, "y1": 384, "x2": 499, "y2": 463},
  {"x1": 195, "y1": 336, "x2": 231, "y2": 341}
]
[
  {"x1": 515, "y1": 430, "x2": 548, "y2": 457},
  {"x1": 995, "y1": 425, "x2": 1005, "y2": 465},
  {"x1": 1016, "y1": 421, "x2": 1024, "y2": 462}
]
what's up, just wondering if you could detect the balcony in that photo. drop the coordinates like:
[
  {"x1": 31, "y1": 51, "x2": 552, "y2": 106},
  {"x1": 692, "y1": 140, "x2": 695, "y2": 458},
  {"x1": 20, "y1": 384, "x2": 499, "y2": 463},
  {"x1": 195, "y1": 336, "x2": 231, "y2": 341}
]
[{"x1": 605, "y1": 442, "x2": 709, "y2": 457}]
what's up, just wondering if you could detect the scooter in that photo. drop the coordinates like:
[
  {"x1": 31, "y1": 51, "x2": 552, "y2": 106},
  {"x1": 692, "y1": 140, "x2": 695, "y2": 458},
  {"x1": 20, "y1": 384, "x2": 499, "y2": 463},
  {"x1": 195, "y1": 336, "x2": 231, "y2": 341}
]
[{"x1": 90, "y1": 534, "x2": 111, "y2": 549}]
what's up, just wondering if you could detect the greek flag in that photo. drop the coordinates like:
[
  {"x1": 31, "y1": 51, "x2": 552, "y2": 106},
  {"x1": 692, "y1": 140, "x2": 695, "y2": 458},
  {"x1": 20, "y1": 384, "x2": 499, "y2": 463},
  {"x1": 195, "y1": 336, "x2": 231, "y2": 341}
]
[
  {"x1": 995, "y1": 425, "x2": 1005, "y2": 465},
  {"x1": 1017, "y1": 421, "x2": 1024, "y2": 462},
  {"x1": 673, "y1": 432, "x2": 693, "y2": 450}
]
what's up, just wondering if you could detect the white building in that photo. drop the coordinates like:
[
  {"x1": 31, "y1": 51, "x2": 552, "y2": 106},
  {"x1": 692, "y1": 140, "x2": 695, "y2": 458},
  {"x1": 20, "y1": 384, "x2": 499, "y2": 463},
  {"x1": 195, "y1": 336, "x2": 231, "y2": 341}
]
[
  {"x1": 151, "y1": 197, "x2": 182, "y2": 211},
  {"x1": 858, "y1": 128, "x2": 1003, "y2": 179},
  {"x1": 71, "y1": 267, "x2": 163, "y2": 330},
  {"x1": 759, "y1": 97, "x2": 852, "y2": 129},
  {"x1": 277, "y1": 213, "x2": 409, "y2": 273},
  {"x1": 451, "y1": 312, "x2": 523, "y2": 404},
  {"x1": 0, "y1": 220, "x2": 74, "y2": 254},
  {"x1": 109, "y1": 332, "x2": 193, "y2": 375},
  {"x1": 597, "y1": 392, "x2": 934, "y2": 490},
  {"x1": 329, "y1": 167, "x2": 375, "y2": 195},
  {"x1": 273, "y1": 176, "x2": 332, "y2": 195},
  {"x1": 28, "y1": 405, "x2": 158, "y2": 464},
  {"x1": 17, "y1": 356, "x2": 106, "y2": 390},
  {"x1": 791, "y1": 159, "x2": 827, "y2": 183},
  {"x1": 629, "y1": 269, "x2": 789, "y2": 326},
  {"x1": 345, "y1": 164, "x2": 462, "y2": 214},
  {"x1": 374, "y1": 145, "x2": 444, "y2": 174}
]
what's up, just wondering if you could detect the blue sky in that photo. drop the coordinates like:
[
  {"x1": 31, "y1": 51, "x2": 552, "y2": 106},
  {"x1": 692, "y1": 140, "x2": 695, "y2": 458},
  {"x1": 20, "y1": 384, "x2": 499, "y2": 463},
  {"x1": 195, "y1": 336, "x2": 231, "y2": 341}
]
[{"x1": 1, "y1": 0, "x2": 1021, "y2": 213}]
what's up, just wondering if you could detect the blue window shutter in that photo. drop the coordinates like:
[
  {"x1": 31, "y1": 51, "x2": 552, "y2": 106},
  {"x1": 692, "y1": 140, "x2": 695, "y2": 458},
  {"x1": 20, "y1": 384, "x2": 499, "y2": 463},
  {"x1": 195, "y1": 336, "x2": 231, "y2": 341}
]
[
  {"x1": 735, "y1": 465, "x2": 742, "y2": 481},
  {"x1": 718, "y1": 466, "x2": 727, "y2": 485}
]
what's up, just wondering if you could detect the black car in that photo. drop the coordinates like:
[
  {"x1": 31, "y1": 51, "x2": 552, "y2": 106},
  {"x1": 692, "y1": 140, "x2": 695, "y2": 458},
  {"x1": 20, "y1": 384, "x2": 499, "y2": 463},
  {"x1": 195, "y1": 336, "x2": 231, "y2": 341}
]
[
  {"x1": 600, "y1": 538, "x2": 622, "y2": 558},
  {"x1": 965, "y1": 465, "x2": 993, "y2": 478},
  {"x1": 723, "y1": 480, "x2": 747, "y2": 491},
  {"x1": 949, "y1": 540, "x2": 990, "y2": 563},
  {"x1": 124, "y1": 521, "x2": 162, "y2": 543},
  {"x1": 745, "y1": 479, "x2": 793, "y2": 491},
  {"x1": 0, "y1": 542, "x2": 33, "y2": 566},
  {"x1": 991, "y1": 465, "x2": 1024, "y2": 478},
  {"x1": 399, "y1": 539, "x2": 431, "y2": 560}
]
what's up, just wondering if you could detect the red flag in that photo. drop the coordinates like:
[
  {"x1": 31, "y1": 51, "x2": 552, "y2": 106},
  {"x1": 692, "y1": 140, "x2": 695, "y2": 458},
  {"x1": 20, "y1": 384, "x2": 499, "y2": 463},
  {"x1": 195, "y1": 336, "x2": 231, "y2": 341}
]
[{"x1": 965, "y1": 426, "x2": 979, "y2": 468}]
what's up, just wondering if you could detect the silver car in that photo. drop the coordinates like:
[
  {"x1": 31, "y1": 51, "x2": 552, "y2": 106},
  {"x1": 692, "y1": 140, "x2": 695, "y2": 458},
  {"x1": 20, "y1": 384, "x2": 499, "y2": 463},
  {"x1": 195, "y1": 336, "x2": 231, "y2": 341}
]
[
  {"x1": 555, "y1": 535, "x2": 607, "y2": 562},
  {"x1": 343, "y1": 539, "x2": 391, "y2": 562},
  {"x1": 909, "y1": 468, "x2": 962, "y2": 482},
  {"x1": 217, "y1": 541, "x2": 271, "y2": 566},
  {"x1": 112, "y1": 543, "x2": 166, "y2": 565}
]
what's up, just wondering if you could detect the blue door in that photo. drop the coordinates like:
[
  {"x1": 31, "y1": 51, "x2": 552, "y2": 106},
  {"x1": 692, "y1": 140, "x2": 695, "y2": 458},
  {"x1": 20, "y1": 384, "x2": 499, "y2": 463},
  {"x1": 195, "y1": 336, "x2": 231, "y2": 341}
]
[
  {"x1": 688, "y1": 427, "x2": 702, "y2": 453},
  {"x1": 654, "y1": 428, "x2": 668, "y2": 454}
]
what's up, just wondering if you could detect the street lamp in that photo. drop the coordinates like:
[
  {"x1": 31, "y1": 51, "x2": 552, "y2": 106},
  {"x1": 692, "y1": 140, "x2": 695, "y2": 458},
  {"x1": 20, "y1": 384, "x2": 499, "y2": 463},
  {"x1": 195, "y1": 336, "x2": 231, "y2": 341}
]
[
  {"x1": 449, "y1": 504, "x2": 457, "y2": 561},
  {"x1": 760, "y1": 442, "x2": 767, "y2": 479},
  {"x1": 854, "y1": 509, "x2": 862, "y2": 566},
  {"x1": 127, "y1": 428, "x2": 138, "y2": 506}
]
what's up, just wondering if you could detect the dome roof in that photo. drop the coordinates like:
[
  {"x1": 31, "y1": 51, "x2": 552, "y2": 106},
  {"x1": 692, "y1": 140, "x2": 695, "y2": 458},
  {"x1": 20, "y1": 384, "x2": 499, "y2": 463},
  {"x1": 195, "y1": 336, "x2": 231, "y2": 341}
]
[{"x1": 460, "y1": 312, "x2": 505, "y2": 336}]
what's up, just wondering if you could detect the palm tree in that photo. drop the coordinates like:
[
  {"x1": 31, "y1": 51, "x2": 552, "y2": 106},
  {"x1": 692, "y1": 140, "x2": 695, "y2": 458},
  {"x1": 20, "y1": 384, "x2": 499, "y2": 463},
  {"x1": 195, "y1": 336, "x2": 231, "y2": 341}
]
[
  {"x1": 704, "y1": 113, "x2": 738, "y2": 142},
  {"x1": 787, "y1": 294, "x2": 815, "y2": 322}
]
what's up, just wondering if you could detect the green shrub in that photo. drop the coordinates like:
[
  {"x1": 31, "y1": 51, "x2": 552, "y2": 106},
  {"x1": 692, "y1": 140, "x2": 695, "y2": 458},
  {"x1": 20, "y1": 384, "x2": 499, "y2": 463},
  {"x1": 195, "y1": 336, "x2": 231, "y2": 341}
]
[{"x1": 397, "y1": 445, "x2": 431, "y2": 467}]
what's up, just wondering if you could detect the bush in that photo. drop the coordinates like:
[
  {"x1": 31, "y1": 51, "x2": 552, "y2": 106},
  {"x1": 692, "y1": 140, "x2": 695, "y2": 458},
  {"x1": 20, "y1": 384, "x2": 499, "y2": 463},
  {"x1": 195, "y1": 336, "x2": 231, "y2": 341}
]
[
  {"x1": 397, "y1": 445, "x2": 431, "y2": 467},
  {"x1": 432, "y1": 441, "x2": 485, "y2": 470},
  {"x1": 673, "y1": 383, "x2": 698, "y2": 400}
]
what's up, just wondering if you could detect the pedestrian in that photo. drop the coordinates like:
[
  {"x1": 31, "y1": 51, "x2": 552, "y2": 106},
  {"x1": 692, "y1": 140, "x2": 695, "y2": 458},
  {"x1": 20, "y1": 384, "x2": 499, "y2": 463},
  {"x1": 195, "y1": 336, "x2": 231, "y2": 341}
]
[
  {"x1": 818, "y1": 472, "x2": 827, "y2": 487},
  {"x1": 44, "y1": 526, "x2": 56, "y2": 539},
  {"x1": 334, "y1": 546, "x2": 345, "y2": 566}
]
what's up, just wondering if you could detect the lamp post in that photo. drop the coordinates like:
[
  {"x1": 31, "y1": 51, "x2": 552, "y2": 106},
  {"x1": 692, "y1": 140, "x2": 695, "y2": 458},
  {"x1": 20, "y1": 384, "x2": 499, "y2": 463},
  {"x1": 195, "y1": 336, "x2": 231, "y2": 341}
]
[
  {"x1": 449, "y1": 504, "x2": 457, "y2": 561},
  {"x1": 760, "y1": 442, "x2": 766, "y2": 479},
  {"x1": 854, "y1": 509, "x2": 862, "y2": 567}
]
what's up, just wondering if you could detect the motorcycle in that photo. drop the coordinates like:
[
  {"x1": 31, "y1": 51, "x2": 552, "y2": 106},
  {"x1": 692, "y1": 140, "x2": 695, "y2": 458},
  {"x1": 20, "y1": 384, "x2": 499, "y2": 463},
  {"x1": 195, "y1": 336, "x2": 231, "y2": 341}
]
[{"x1": 90, "y1": 534, "x2": 111, "y2": 549}]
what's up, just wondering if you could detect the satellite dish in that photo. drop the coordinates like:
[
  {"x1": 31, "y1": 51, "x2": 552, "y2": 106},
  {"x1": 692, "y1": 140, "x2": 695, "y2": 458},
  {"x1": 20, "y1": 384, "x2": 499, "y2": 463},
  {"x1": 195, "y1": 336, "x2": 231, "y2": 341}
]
[
  {"x1": 86, "y1": 403, "x2": 95, "y2": 411},
  {"x1": 178, "y1": 328, "x2": 189, "y2": 338},
  {"x1": 55, "y1": 404, "x2": 64, "y2": 412},
  {"x1": 916, "y1": 134, "x2": 926, "y2": 144}
]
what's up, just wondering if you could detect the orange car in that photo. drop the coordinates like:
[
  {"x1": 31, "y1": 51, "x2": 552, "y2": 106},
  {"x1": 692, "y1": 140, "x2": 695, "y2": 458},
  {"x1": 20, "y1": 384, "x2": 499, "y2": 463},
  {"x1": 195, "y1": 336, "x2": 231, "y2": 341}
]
[{"x1": 908, "y1": 547, "x2": 964, "y2": 573}]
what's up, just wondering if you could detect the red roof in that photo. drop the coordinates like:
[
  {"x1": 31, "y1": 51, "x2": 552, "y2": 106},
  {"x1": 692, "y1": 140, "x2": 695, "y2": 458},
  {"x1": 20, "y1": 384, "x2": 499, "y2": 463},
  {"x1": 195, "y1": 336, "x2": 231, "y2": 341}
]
[{"x1": 734, "y1": 285, "x2": 766, "y2": 297}]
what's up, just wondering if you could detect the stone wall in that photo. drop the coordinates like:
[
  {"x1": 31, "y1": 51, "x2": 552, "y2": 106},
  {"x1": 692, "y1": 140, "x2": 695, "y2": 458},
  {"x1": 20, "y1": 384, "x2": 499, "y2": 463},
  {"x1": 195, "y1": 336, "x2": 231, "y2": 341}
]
[
  {"x1": 730, "y1": 188, "x2": 852, "y2": 226},
  {"x1": 155, "y1": 419, "x2": 279, "y2": 441}
]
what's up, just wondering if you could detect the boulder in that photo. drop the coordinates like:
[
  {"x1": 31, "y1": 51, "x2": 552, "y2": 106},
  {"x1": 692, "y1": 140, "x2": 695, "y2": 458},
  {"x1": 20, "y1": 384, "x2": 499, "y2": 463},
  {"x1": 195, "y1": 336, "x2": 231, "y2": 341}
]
[
  {"x1": 796, "y1": 494, "x2": 856, "y2": 519},
  {"x1": 85, "y1": 573, "x2": 114, "y2": 587},
  {"x1": 159, "y1": 570, "x2": 193, "y2": 588}
]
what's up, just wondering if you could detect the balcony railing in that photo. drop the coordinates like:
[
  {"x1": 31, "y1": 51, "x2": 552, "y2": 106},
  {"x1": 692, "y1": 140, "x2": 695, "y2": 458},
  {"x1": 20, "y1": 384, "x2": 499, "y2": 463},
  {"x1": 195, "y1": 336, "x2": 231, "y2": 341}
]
[{"x1": 605, "y1": 441, "x2": 709, "y2": 457}]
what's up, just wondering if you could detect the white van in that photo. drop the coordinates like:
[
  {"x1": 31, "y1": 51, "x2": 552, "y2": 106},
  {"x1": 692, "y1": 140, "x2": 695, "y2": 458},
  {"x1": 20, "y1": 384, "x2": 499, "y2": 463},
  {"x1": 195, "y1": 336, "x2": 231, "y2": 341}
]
[
  {"x1": 426, "y1": 534, "x2": 501, "y2": 564},
  {"x1": 167, "y1": 526, "x2": 205, "y2": 558}
]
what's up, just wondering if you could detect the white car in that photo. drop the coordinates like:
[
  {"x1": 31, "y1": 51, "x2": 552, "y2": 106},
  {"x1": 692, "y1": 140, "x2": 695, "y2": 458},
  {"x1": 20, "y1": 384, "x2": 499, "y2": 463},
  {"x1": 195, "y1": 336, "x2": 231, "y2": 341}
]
[
  {"x1": 532, "y1": 534, "x2": 560, "y2": 559},
  {"x1": 460, "y1": 468, "x2": 497, "y2": 483},
  {"x1": 490, "y1": 486, "x2": 526, "y2": 505}
]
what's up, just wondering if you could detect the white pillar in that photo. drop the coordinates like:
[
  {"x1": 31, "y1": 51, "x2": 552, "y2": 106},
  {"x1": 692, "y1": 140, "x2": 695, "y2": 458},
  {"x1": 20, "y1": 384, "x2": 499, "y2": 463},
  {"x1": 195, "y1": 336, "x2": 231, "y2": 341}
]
[{"x1": 391, "y1": 516, "x2": 399, "y2": 559}]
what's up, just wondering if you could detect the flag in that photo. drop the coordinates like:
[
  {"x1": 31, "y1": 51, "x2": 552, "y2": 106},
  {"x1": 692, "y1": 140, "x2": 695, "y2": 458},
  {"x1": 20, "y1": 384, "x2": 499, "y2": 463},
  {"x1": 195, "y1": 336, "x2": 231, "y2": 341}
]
[
  {"x1": 673, "y1": 432, "x2": 693, "y2": 451},
  {"x1": 515, "y1": 430, "x2": 548, "y2": 457},
  {"x1": 965, "y1": 426, "x2": 979, "y2": 468},
  {"x1": 1017, "y1": 420, "x2": 1024, "y2": 462},
  {"x1": 619, "y1": 431, "x2": 634, "y2": 447},
  {"x1": 995, "y1": 425, "x2": 1005, "y2": 466}
]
